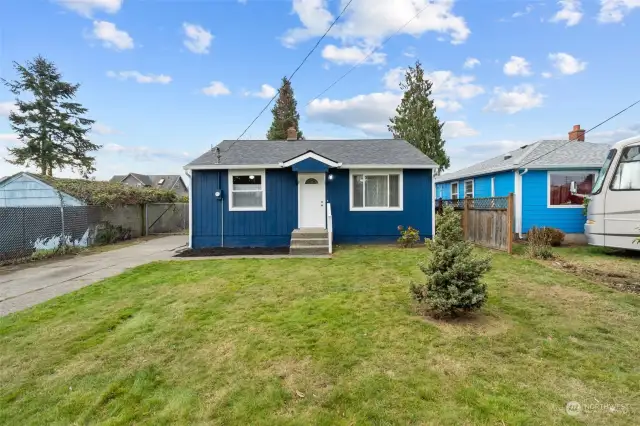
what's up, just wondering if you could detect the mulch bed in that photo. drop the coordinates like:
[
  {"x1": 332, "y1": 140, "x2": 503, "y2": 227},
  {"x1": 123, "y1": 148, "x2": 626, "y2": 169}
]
[{"x1": 175, "y1": 247, "x2": 290, "y2": 257}]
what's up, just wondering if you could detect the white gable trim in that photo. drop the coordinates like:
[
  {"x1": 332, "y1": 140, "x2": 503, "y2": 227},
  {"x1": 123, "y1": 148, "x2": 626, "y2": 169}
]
[{"x1": 279, "y1": 151, "x2": 342, "y2": 168}]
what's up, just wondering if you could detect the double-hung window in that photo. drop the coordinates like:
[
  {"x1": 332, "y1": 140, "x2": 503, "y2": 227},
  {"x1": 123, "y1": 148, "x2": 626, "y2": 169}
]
[
  {"x1": 229, "y1": 170, "x2": 266, "y2": 211},
  {"x1": 350, "y1": 171, "x2": 402, "y2": 210},
  {"x1": 464, "y1": 179, "x2": 474, "y2": 198},
  {"x1": 451, "y1": 182, "x2": 459, "y2": 200}
]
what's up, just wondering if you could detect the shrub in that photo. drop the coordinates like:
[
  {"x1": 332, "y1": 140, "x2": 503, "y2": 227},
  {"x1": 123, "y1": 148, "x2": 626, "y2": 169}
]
[
  {"x1": 525, "y1": 226, "x2": 562, "y2": 259},
  {"x1": 410, "y1": 205, "x2": 491, "y2": 318},
  {"x1": 397, "y1": 225, "x2": 420, "y2": 248},
  {"x1": 94, "y1": 222, "x2": 132, "y2": 245}
]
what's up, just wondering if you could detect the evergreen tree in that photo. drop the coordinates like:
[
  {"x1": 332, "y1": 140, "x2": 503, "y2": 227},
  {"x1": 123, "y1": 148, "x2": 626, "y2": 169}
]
[
  {"x1": 388, "y1": 61, "x2": 450, "y2": 173},
  {"x1": 410, "y1": 205, "x2": 491, "y2": 317},
  {"x1": 2, "y1": 56, "x2": 100, "y2": 177},
  {"x1": 266, "y1": 77, "x2": 303, "y2": 140}
]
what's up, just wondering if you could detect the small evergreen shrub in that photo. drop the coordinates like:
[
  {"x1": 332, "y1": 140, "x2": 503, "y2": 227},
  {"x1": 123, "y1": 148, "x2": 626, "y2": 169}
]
[
  {"x1": 410, "y1": 206, "x2": 491, "y2": 318},
  {"x1": 397, "y1": 225, "x2": 420, "y2": 248},
  {"x1": 525, "y1": 226, "x2": 561, "y2": 259},
  {"x1": 94, "y1": 222, "x2": 132, "y2": 245}
]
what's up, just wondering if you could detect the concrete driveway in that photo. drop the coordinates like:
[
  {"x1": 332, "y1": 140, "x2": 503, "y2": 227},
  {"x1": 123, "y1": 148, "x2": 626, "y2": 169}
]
[{"x1": 0, "y1": 236, "x2": 187, "y2": 317}]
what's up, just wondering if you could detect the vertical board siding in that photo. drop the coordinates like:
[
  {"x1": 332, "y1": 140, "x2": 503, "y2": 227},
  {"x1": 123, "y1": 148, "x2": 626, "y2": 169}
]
[
  {"x1": 291, "y1": 158, "x2": 330, "y2": 173},
  {"x1": 494, "y1": 171, "x2": 515, "y2": 196},
  {"x1": 327, "y1": 169, "x2": 432, "y2": 243},
  {"x1": 521, "y1": 169, "x2": 597, "y2": 234},
  {"x1": 473, "y1": 176, "x2": 492, "y2": 198},
  {"x1": 192, "y1": 169, "x2": 298, "y2": 248}
]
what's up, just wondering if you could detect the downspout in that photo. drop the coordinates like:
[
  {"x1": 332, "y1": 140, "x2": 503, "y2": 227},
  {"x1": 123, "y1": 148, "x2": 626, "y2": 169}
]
[
  {"x1": 219, "y1": 171, "x2": 224, "y2": 247},
  {"x1": 517, "y1": 168, "x2": 529, "y2": 238}
]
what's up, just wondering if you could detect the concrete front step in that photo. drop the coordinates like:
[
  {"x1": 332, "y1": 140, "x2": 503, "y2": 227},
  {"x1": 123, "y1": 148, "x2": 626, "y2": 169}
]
[
  {"x1": 290, "y1": 246, "x2": 330, "y2": 255},
  {"x1": 292, "y1": 228, "x2": 328, "y2": 240},
  {"x1": 290, "y1": 238, "x2": 328, "y2": 247}
]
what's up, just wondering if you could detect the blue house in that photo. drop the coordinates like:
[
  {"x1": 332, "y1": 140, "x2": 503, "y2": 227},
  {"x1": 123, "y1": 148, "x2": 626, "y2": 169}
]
[
  {"x1": 184, "y1": 129, "x2": 437, "y2": 254},
  {"x1": 435, "y1": 126, "x2": 610, "y2": 241}
]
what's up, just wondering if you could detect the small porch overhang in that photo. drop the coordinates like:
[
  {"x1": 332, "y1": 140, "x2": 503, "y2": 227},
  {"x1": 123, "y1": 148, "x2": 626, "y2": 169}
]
[{"x1": 279, "y1": 151, "x2": 342, "y2": 173}]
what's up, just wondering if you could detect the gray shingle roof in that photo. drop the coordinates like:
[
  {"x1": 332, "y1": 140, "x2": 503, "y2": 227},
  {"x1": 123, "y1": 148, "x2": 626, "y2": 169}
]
[
  {"x1": 110, "y1": 173, "x2": 183, "y2": 190},
  {"x1": 185, "y1": 139, "x2": 437, "y2": 168},
  {"x1": 435, "y1": 140, "x2": 611, "y2": 183}
]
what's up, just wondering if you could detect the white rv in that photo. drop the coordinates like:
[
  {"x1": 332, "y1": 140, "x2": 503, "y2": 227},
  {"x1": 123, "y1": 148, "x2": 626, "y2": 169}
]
[{"x1": 584, "y1": 135, "x2": 640, "y2": 250}]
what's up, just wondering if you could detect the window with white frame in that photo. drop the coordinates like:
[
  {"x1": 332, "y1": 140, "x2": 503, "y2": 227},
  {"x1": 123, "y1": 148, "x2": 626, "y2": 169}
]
[
  {"x1": 229, "y1": 170, "x2": 265, "y2": 210},
  {"x1": 464, "y1": 179, "x2": 474, "y2": 198},
  {"x1": 548, "y1": 171, "x2": 596, "y2": 207},
  {"x1": 451, "y1": 182, "x2": 459, "y2": 200},
  {"x1": 351, "y1": 171, "x2": 402, "y2": 210}
]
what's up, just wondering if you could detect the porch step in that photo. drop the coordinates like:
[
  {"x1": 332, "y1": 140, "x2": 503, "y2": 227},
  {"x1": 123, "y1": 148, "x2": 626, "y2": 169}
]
[
  {"x1": 290, "y1": 246, "x2": 330, "y2": 256},
  {"x1": 290, "y1": 228, "x2": 330, "y2": 255},
  {"x1": 290, "y1": 238, "x2": 328, "y2": 247}
]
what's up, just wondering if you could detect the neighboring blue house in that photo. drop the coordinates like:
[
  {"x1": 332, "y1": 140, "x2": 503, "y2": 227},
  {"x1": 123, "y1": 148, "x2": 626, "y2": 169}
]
[
  {"x1": 184, "y1": 129, "x2": 437, "y2": 254},
  {"x1": 435, "y1": 126, "x2": 610, "y2": 240}
]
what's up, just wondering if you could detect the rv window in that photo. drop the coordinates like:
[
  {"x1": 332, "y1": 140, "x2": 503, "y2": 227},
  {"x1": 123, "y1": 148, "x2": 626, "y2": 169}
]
[
  {"x1": 592, "y1": 149, "x2": 616, "y2": 195},
  {"x1": 548, "y1": 172, "x2": 595, "y2": 207},
  {"x1": 610, "y1": 146, "x2": 640, "y2": 191}
]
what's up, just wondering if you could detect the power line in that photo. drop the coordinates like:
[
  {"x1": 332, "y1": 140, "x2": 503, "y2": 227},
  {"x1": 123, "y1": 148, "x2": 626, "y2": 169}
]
[
  {"x1": 301, "y1": 3, "x2": 431, "y2": 109},
  {"x1": 234, "y1": 0, "x2": 354, "y2": 141},
  {"x1": 518, "y1": 98, "x2": 640, "y2": 168}
]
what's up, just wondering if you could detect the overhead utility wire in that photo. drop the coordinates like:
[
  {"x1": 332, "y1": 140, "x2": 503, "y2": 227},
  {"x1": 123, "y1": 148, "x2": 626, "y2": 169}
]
[
  {"x1": 234, "y1": 0, "x2": 354, "y2": 141},
  {"x1": 518, "y1": 98, "x2": 640, "y2": 168}
]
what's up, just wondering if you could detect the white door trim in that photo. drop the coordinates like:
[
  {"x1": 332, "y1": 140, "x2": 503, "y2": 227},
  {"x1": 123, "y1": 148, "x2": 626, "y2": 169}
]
[{"x1": 297, "y1": 173, "x2": 326, "y2": 228}]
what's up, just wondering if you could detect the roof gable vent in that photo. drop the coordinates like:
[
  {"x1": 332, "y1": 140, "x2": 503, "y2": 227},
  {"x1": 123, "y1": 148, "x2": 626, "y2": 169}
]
[{"x1": 504, "y1": 153, "x2": 512, "y2": 160}]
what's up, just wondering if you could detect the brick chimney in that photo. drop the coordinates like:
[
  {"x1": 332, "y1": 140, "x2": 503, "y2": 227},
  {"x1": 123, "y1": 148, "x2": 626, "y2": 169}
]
[
  {"x1": 286, "y1": 126, "x2": 297, "y2": 141},
  {"x1": 568, "y1": 124, "x2": 585, "y2": 142}
]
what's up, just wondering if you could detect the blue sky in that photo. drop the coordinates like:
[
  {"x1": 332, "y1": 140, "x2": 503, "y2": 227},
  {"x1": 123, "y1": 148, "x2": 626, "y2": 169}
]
[{"x1": 1, "y1": 0, "x2": 640, "y2": 180}]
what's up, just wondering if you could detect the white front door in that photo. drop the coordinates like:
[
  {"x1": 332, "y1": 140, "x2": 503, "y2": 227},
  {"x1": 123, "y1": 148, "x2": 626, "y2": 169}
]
[{"x1": 299, "y1": 173, "x2": 326, "y2": 228}]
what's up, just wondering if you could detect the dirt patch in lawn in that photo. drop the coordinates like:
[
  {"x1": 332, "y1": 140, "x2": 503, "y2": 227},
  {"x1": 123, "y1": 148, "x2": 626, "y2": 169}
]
[
  {"x1": 175, "y1": 247, "x2": 290, "y2": 257},
  {"x1": 545, "y1": 257, "x2": 640, "y2": 294}
]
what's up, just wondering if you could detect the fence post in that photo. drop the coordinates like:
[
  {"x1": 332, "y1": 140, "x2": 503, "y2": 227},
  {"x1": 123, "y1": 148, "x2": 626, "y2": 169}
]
[
  {"x1": 463, "y1": 198, "x2": 469, "y2": 240},
  {"x1": 507, "y1": 193, "x2": 514, "y2": 254}
]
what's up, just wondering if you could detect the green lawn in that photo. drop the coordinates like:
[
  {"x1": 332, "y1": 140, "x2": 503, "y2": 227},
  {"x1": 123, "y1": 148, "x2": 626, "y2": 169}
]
[{"x1": 1, "y1": 246, "x2": 639, "y2": 425}]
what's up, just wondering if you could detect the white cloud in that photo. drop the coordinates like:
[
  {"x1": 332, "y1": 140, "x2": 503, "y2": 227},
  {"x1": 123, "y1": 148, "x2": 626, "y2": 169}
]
[
  {"x1": 307, "y1": 92, "x2": 399, "y2": 136},
  {"x1": 92, "y1": 20, "x2": 133, "y2": 50},
  {"x1": 484, "y1": 84, "x2": 544, "y2": 114},
  {"x1": 0, "y1": 101, "x2": 16, "y2": 117},
  {"x1": 383, "y1": 68, "x2": 484, "y2": 112},
  {"x1": 512, "y1": 4, "x2": 534, "y2": 18},
  {"x1": 402, "y1": 47, "x2": 417, "y2": 58},
  {"x1": 245, "y1": 84, "x2": 277, "y2": 99},
  {"x1": 57, "y1": 0, "x2": 122, "y2": 17},
  {"x1": 443, "y1": 121, "x2": 479, "y2": 139},
  {"x1": 202, "y1": 81, "x2": 231, "y2": 97},
  {"x1": 92, "y1": 122, "x2": 118, "y2": 135},
  {"x1": 282, "y1": 0, "x2": 471, "y2": 47},
  {"x1": 542, "y1": 72, "x2": 553, "y2": 78},
  {"x1": 321, "y1": 44, "x2": 386, "y2": 65},
  {"x1": 0, "y1": 133, "x2": 19, "y2": 142},
  {"x1": 598, "y1": 0, "x2": 640, "y2": 23},
  {"x1": 106, "y1": 70, "x2": 172, "y2": 84},
  {"x1": 587, "y1": 122, "x2": 640, "y2": 143},
  {"x1": 549, "y1": 52, "x2": 587, "y2": 75},
  {"x1": 503, "y1": 56, "x2": 533, "y2": 76},
  {"x1": 463, "y1": 57, "x2": 480, "y2": 69},
  {"x1": 183, "y1": 23, "x2": 213, "y2": 54},
  {"x1": 103, "y1": 143, "x2": 191, "y2": 163},
  {"x1": 550, "y1": 0, "x2": 583, "y2": 26}
]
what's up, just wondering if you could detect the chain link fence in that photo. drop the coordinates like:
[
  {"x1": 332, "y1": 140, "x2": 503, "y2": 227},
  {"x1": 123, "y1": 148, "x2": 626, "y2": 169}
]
[{"x1": 0, "y1": 203, "x2": 103, "y2": 264}]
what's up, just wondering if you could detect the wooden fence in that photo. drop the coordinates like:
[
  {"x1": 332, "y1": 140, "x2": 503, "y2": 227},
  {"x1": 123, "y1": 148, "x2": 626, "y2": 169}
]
[{"x1": 436, "y1": 194, "x2": 514, "y2": 253}]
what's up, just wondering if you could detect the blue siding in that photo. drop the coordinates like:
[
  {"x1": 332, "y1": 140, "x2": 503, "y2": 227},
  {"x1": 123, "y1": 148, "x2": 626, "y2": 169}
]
[
  {"x1": 192, "y1": 169, "x2": 298, "y2": 248},
  {"x1": 327, "y1": 169, "x2": 432, "y2": 243},
  {"x1": 521, "y1": 169, "x2": 597, "y2": 234},
  {"x1": 436, "y1": 170, "x2": 515, "y2": 199},
  {"x1": 474, "y1": 176, "x2": 492, "y2": 198},
  {"x1": 192, "y1": 168, "x2": 433, "y2": 247},
  {"x1": 494, "y1": 171, "x2": 515, "y2": 196},
  {"x1": 291, "y1": 158, "x2": 329, "y2": 173}
]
